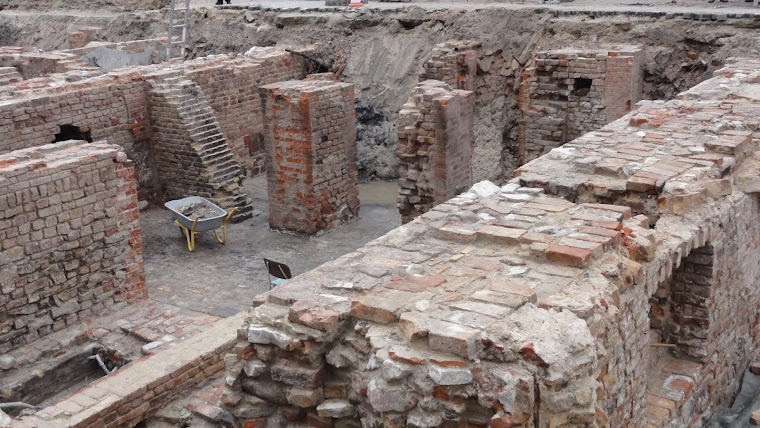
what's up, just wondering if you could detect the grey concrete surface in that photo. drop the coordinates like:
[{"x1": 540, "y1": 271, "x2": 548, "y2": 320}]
[
  {"x1": 84, "y1": 44, "x2": 162, "y2": 71},
  {"x1": 141, "y1": 175, "x2": 400, "y2": 317}
]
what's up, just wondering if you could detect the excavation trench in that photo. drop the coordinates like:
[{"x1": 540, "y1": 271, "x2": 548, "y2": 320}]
[{"x1": 1, "y1": 2, "x2": 760, "y2": 427}]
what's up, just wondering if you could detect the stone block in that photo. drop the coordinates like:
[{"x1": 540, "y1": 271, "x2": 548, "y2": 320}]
[
  {"x1": 426, "y1": 319, "x2": 481, "y2": 359},
  {"x1": 270, "y1": 361, "x2": 325, "y2": 388},
  {"x1": 427, "y1": 365, "x2": 473, "y2": 385},
  {"x1": 316, "y1": 399, "x2": 355, "y2": 418},
  {"x1": 546, "y1": 245, "x2": 592, "y2": 267}
]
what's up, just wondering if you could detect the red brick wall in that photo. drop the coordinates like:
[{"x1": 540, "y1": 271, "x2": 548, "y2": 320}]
[
  {"x1": 604, "y1": 50, "x2": 643, "y2": 122},
  {"x1": 0, "y1": 141, "x2": 145, "y2": 354},
  {"x1": 0, "y1": 50, "x2": 305, "y2": 193},
  {"x1": 521, "y1": 48, "x2": 643, "y2": 163},
  {"x1": 420, "y1": 41, "x2": 480, "y2": 92},
  {"x1": 260, "y1": 77, "x2": 359, "y2": 235},
  {"x1": 0, "y1": 69, "x2": 153, "y2": 187},
  {"x1": 185, "y1": 51, "x2": 305, "y2": 176}
]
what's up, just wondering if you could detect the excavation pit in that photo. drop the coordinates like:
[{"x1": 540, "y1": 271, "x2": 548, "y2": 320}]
[{"x1": 1, "y1": 1, "x2": 760, "y2": 427}]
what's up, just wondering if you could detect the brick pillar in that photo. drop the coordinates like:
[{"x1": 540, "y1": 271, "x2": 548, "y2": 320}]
[
  {"x1": 114, "y1": 152, "x2": 147, "y2": 302},
  {"x1": 604, "y1": 49, "x2": 643, "y2": 122},
  {"x1": 259, "y1": 76, "x2": 359, "y2": 235},
  {"x1": 397, "y1": 80, "x2": 474, "y2": 224}
]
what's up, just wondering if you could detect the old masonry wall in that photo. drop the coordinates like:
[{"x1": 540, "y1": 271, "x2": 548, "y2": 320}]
[
  {"x1": 220, "y1": 58, "x2": 760, "y2": 427},
  {"x1": 0, "y1": 141, "x2": 144, "y2": 354}
]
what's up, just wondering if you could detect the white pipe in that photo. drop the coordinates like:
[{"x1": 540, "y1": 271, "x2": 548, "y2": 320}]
[{"x1": 87, "y1": 354, "x2": 112, "y2": 375}]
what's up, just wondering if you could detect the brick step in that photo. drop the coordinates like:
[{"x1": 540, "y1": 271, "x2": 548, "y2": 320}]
[
  {"x1": 179, "y1": 109, "x2": 216, "y2": 121},
  {"x1": 181, "y1": 106, "x2": 216, "y2": 116},
  {"x1": 207, "y1": 162, "x2": 241, "y2": 177},
  {"x1": 196, "y1": 144, "x2": 230, "y2": 158},
  {"x1": 189, "y1": 128, "x2": 223, "y2": 140},
  {"x1": 202, "y1": 161, "x2": 241, "y2": 177},
  {"x1": 202, "y1": 154, "x2": 237, "y2": 169},
  {"x1": 191, "y1": 135, "x2": 227, "y2": 148},
  {"x1": 186, "y1": 121, "x2": 219, "y2": 133},
  {"x1": 215, "y1": 195, "x2": 253, "y2": 212},
  {"x1": 213, "y1": 169, "x2": 244, "y2": 184},
  {"x1": 193, "y1": 138, "x2": 228, "y2": 151},
  {"x1": 206, "y1": 167, "x2": 240, "y2": 181},
  {"x1": 201, "y1": 156, "x2": 237, "y2": 169},
  {"x1": 170, "y1": 92, "x2": 204, "y2": 102},
  {"x1": 175, "y1": 99, "x2": 213, "y2": 109}
]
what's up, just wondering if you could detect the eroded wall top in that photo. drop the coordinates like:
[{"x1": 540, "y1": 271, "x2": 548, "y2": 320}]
[{"x1": 223, "y1": 57, "x2": 760, "y2": 427}]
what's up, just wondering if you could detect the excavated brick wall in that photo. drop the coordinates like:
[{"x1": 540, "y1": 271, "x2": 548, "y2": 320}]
[
  {"x1": 0, "y1": 141, "x2": 145, "y2": 354},
  {"x1": 0, "y1": 49, "x2": 305, "y2": 193},
  {"x1": 184, "y1": 50, "x2": 305, "y2": 176},
  {"x1": 521, "y1": 48, "x2": 643, "y2": 163},
  {"x1": 259, "y1": 75, "x2": 359, "y2": 235},
  {"x1": 223, "y1": 58, "x2": 760, "y2": 427},
  {"x1": 0, "y1": 69, "x2": 152, "y2": 187},
  {"x1": 419, "y1": 41, "x2": 480, "y2": 92},
  {"x1": 147, "y1": 75, "x2": 253, "y2": 218},
  {"x1": 397, "y1": 80, "x2": 475, "y2": 224}
]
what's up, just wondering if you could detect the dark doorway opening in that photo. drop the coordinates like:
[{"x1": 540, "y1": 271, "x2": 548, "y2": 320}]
[{"x1": 52, "y1": 124, "x2": 92, "y2": 144}]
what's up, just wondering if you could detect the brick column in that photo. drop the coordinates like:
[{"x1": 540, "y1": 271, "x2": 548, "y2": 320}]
[
  {"x1": 259, "y1": 76, "x2": 359, "y2": 235},
  {"x1": 397, "y1": 80, "x2": 474, "y2": 223},
  {"x1": 604, "y1": 49, "x2": 643, "y2": 122}
]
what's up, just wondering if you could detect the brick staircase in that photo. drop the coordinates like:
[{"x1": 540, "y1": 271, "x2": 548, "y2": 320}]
[
  {"x1": 0, "y1": 67, "x2": 22, "y2": 86},
  {"x1": 150, "y1": 76, "x2": 253, "y2": 220}
]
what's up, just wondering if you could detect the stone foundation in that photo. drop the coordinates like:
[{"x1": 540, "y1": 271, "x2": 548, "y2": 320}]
[
  {"x1": 520, "y1": 47, "x2": 643, "y2": 163},
  {"x1": 260, "y1": 75, "x2": 360, "y2": 235},
  {"x1": 0, "y1": 141, "x2": 145, "y2": 354},
  {"x1": 397, "y1": 80, "x2": 475, "y2": 223}
]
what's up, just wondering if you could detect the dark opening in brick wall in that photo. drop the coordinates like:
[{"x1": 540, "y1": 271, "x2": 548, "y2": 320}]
[
  {"x1": 645, "y1": 244, "x2": 715, "y2": 426},
  {"x1": 52, "y1": 124, "x2": 93, "y2": 144},
  {"x1": 572, "y1": 78, "x2": 593, "y2": 97}
]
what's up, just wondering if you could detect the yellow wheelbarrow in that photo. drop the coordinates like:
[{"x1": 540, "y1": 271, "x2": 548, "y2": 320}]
[{"x1": 164, "y1": 196, "x2": 237, "y2": 252}]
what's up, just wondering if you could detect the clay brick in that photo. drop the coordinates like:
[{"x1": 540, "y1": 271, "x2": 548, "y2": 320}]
[
  {"x1": 270, "y1": 361, "x2": 326, "y2": 389},
  {"x1": 350, "y1": 291, "x2": 409, "y2": 324},
  {"x1": 288, "y1": 301, "x2": 340, "y2": 332},
  {"x1": 546, "y1": 245, "x2": 592, "y2": 267},
  {"x1": 476, "y1": 225, "x2": 525, "y2": 244},
  {"x1": 626, "y1": 175, "x2": 658, "y2": 192}
]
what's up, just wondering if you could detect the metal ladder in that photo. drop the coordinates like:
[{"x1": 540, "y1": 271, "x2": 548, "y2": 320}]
[{"x1": 166, "y1": 0, "x2": 190, "y2": 61}]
